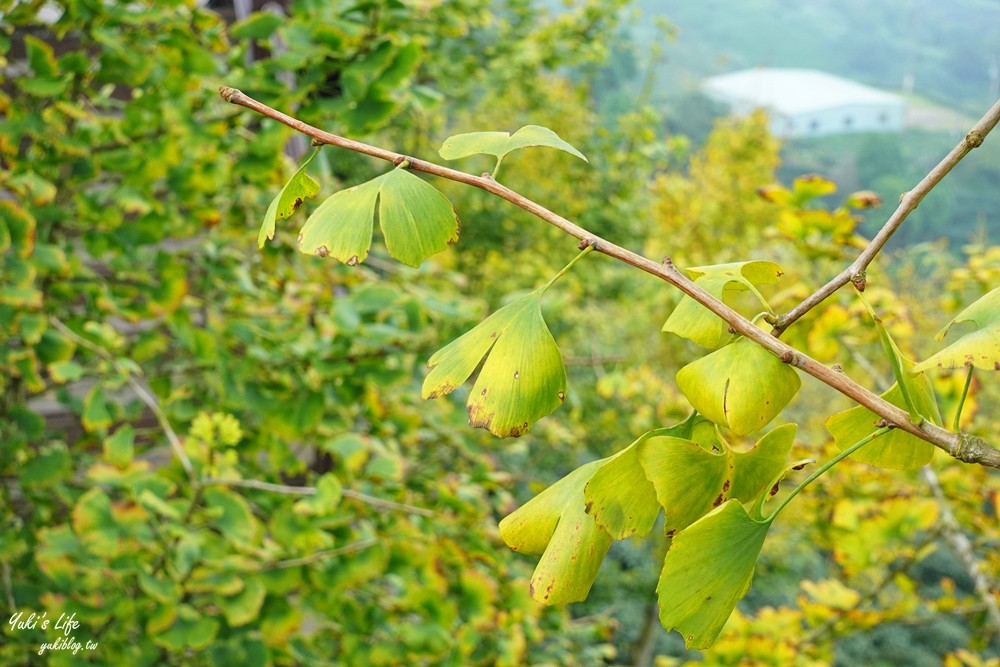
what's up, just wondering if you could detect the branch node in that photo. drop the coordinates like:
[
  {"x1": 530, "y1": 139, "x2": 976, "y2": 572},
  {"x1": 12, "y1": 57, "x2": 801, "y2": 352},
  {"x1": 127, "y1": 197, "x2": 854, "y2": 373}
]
[
  {"x1": 662, "y1": 256, "x2": 674, "y2": 267},
  {"x1": 831, "y1": 363, "x2": 844, "y2": 373},
  {"x1": 578, "y1": 238, "x2": 599, "y2": 251},
  {"x1": 850, "y1": 269, "x2": 867, "y2": 291},
  {"x1": 310, "y1": 138, "x2": 324, "y2": 147},
  {"x1": 966, "y1": 129, "x2": 985, "y2": 149},
  {"x1": 481, "y1": 171, "x2": 493, "y2": 180},
  {"x1": 393, "y1": 156, "x2": 410, "y2": 168},
  {"x1": 954, "y1": 433, "x2": 989, "y2": 463},
  {"x1": 780, "y1": 350, "x2": 795, "y2": 364},
  {"x1": 218, "y1": 86, "x2": 239, "y2": 103}
]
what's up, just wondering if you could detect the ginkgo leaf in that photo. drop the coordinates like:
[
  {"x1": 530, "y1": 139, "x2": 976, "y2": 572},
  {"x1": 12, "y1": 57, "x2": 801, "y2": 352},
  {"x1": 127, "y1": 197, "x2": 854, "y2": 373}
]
[
  {"x1": 422, "y1": 290, "x2": 565, "y2": 437},
  {"x1": 439, "y1": 125, "x2": 588, "y2": 163},
  {"x1": 638, "y1": 423, "x2": 796, "y2": 535},
  {"x1": 259, "y1": 148, "x2": 321, "y2": 249},
  {"x1": 656, "y1": 499, "x2": 772, "y2": 649},
  {"x1": 499, "y1": 460, "x2": 612, "y2": 605},
  {"x1": 639, "y1": 435, "x2": 729, "y2": 534},
  {"x1": 663, "y1": 261, "x2": 783, "y2": 348},
  {"x1": 728, "y1": 423, "x2": 799, "y2": 503},
  {"x1": 298, "y1": 167, "x2": 459, "y2": 267},
  {"x1": 676, "y1": 337, "x2": 801, "y2": 435},
  {"x1": 584, "y1": 419, "x2": 697, "y2": 540},
  {"x1": 825, "y1": 381, "x2": 939, "y2": 470},
  {"x1": 913, "y1": 287, "x2": 1000, "y2": 373}
]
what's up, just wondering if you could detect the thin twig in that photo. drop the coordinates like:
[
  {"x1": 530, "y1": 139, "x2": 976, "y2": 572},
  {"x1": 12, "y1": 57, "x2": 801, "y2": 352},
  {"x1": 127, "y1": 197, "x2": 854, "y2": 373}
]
[
  {"x1": 2, "y1": 562, "x2": 14, "y2": 609},
  {"x1": 772, "y1": 97, "x2": 1000, "y2": 336},
  {"x1": 921, "y1": 466, "x2": 1000, "y2": 637},
  {"x1": 49, "y1": 317, "x2": 197, "y2": 482},
  {"x1": 262, "y1": 537, "x2": 378, "y2": 571},
  {"x1": 201, "y1": 477, "x2": 435, "y2": 517},
  {"x1": 219, "y1": 87, "x2": 1000, "y2": 470}
]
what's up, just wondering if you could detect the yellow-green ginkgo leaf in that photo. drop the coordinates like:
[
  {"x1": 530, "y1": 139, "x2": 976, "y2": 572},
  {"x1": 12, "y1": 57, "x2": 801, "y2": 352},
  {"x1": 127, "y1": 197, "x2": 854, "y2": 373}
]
[
  {"x1": 663, "y1": 261, "x2": 783, "y2": 348},
  {"x1": 656, "y1": 499, "x2": 772, "y2": 649},
  {"x1": 825, "y1": 380, "x2": 940, "y2": 470},
  {"x1": 728, "y1": 423, "x2": 798, "y2": 503},
  {"x1": 676, "y1": 337, "x2": 801, "y2": 435},
  {"x1": 913, "y1": 287, "x2": 1000, "y2": 373},
  {"x1": 638, "y1": 434, "x2": 729, "y2": 535},
  {"x1": 422, "y1": 290, "x2": 565, "y2": 437},
  {"x1": 439, "y1": 125, "x2": 588, "y2": 163},
  {"x1": 584, "y1": 418, "x2": 698, "y2": 540},
  {"x1": 637, "y1": 423, "x2": 796, "y2": 536},
  {"x1": 499, "y1": 460, "x2": 612, "y2": 605},
  {"x1": 298, "y1": 167, "x2": 459, "y2": 268},
  {"x1": 259, "y1": 147, "x2": 321, "y2": 249}
]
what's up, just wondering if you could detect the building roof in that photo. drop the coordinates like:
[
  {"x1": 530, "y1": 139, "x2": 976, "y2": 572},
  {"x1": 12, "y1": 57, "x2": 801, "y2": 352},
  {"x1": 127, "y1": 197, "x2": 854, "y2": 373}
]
[{"x1": 703, "y1": 68, "x2": 904, "y2": 115}]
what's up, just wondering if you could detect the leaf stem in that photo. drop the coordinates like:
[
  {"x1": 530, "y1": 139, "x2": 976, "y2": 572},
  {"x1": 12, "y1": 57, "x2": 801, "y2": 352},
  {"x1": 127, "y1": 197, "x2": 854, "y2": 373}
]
[
  {"x1": 491, "y1": 156, "x2": 504, "y2": 179},
  {"x1": 766, "y1": 427, "x2": 890, "y2": 521},
  {"x1": 954, "y1": 366, "x2": 974, "y2": 432},
  {"x1": 541, "y1": 244, "x2": 595, "y2": 293}
]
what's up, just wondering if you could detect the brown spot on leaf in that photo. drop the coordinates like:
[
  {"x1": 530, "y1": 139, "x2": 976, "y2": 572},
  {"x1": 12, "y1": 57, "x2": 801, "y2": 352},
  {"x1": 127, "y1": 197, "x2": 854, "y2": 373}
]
[
  {"x1": 481, "y1": 388, "x2": 487, "y2": 396},
  {"x1": 665, "y1": 529, "x2": 675, "y2": 538},
  {"x1": 792, "y1": 463, "x2": 807, "y2": 471},
  {"x1": 712, "y1": 493, "x2": 724, "y2": 507},
  {"x1": 315, "y1": 245, "x2": 329, "y2": 258},
  {"x1": 722, "y1": 479, "x2": 730, "y2": 492},
  {"x1": 557, "y1": 391, "x2": 565, "y2": 402},
  {"x1": 514, "y1": 371, "x2": 520, "y2": 380},
  {"x1": 770, "y1": 482, "x2": 780, "y2": 496},
  {"x1": 292, "y1": 197, "x2": 303, "y2": 210},
  {"x1": 346, "y1": 255, "x2": 359, "y2": 266}
]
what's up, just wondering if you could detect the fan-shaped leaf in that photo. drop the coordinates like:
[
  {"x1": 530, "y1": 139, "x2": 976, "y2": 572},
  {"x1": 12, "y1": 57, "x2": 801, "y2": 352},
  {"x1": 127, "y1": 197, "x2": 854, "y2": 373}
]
[
  {"x1": 298, "y1": 167, "x2": 459, "y2": 267},
  {"x1": 663, "y1": 261, "x2": 783, "y2": 348},
  {"x1": 913, "y1": 287, "x2": 1000, "y2": 373},
  {"x1": 259, "y1": 148, "x2": 321, "y2": 249},
  {"x1": 656, "y1": 499, "x2": 772, "y2": 649},
  {"x1": 499, "y1": 460, "x2": 611, "y2": 605},
  {"x1": 584, "y1": 419, "x2": 697, "y2": 540},
  {"x1": 676, "y1": 337, "x2": 800, "y2": 435},
  {"x1": 825, "y1": 381, "x2": 939, "y2": 470},
  {"x1": 422, "y1": 290, "x2": 565, "y2": 437},
  {"x1": 638, "y1": 423, "x2": 796, "y2": 535},
  {"x1": 439, "y1": 125, "x2": 588, "y2": 163}
]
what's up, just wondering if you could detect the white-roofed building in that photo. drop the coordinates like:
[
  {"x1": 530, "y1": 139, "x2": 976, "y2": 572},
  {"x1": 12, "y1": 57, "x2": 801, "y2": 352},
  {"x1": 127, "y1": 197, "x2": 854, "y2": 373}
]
[{"x1": 703, "y1": 68, "x2": 906, "y2": 138}]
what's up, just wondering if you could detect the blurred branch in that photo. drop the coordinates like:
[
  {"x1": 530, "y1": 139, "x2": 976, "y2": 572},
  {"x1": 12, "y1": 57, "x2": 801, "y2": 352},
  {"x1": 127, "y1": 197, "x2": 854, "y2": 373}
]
[
  {"x1": 202, "y1": 477, "x2": 434, "y2": 517},
  {"x1": 219, "y1": 87, "x2": 1000, "y2": 470},
  {"x1": 49, "y1": 317, "x2": 197, "y2": 483},
  {"x1": 262, "y1": 537, "x2": 378, "y2": 571},
  {"x1": 921, "y1": 466, "x2": 1000, "y2": 637},
  {"x1": 771, "y1": 96, "x2": 1000, "y2": 336}
]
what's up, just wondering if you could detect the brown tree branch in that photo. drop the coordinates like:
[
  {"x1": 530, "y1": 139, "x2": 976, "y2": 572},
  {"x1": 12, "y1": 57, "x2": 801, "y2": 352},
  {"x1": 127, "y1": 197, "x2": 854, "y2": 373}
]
[
  {"x1": 771, "y1": 97, "x2": 1000, "y2": 336},
  {"x1": 218, "y1": 87, "x2": 1000, "y2": 470}
]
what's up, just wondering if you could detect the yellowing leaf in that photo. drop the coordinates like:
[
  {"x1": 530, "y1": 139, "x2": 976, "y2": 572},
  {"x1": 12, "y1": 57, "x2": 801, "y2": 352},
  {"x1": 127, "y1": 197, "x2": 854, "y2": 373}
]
[
  {"x1": 298, "y1": 167, "x2": 459, "y2": 267},
  {"x1": 913, "y1": 287, "x2": 1000, "y2": 373},
  {"x1": 259, "y1": 147, "x2": 321, "y2": 249},
  {"x1": 422, "y1": 290, "x2": 565, "y2": 438},
  {"x1": 656, "y1": 500, "x2": 772, "y2": 649},
  {"x1": 825, "y1": 382, "x2": 939, "y2": 470},
  {"x1": 663, "y1": 261, "x2": 783, "y2": 348},
  {"x1": 439, "y1": 125, "x2": 588, "y2": 163},
  {"x1": 638, "y1": 424, "x2": 796, "y2": 535},
  {"x1": 499, "y1": 460, "x2": 611, "y2": 605},
  {"x1": 584, "y1": 419, "x2": 698, "y2": 540},
  {"x1": 676, "y1": 337, "x2": 800, "y2": 435}
]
